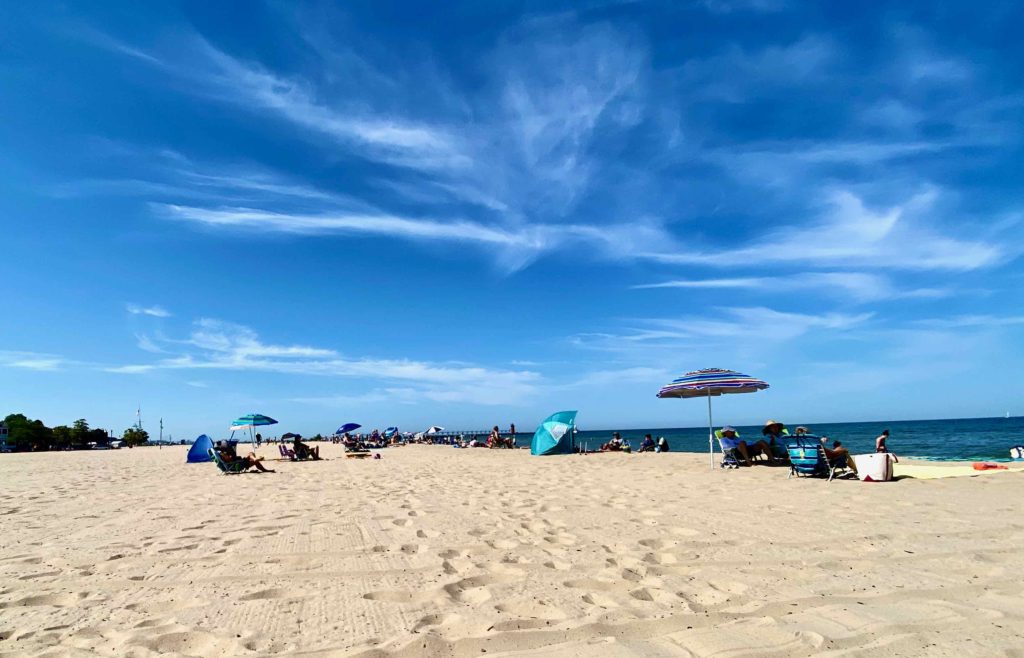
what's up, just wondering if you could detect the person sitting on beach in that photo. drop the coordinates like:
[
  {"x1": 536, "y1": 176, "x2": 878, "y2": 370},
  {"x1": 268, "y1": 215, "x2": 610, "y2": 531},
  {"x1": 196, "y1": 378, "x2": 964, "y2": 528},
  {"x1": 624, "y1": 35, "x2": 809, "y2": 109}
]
[
  {"x1": 656, "y1": 436, "x2": 669, "y2": 453},
  {"x1": 762, "y1": 420, "x2": 789, "y2": 459},
  {"x1": 216, "y1": 444, "x2": 275, "y2": 472},
  {"x1": 822, "y1": 438, "x2": 858, "y2": 475},
  {"x1": 293, "y1": 437, "x2": 321, "y2": 460},
  {"x1": 794, "y1": 426, "x2": 810, "y2": 436},
  {"x1": 488, "y1": 426, "x2": 502, "y2": 448},
  {"x1": 601, "y1": 432, "x2": 624, "y2": 451},
  {"x1": 717, "y1": 426, "x2": 772, "y2": 467},
  {"x1": 637, "y1": 434, "x2": 656, "y2": 452},
  {"x1": 876, "y1": 429, "x2": 890, "y2": 453}
]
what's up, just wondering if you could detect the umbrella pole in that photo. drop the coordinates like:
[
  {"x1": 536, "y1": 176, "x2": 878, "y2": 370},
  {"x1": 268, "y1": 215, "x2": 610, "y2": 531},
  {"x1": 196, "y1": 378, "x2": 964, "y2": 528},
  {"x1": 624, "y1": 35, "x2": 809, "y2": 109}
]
[{"x1": 707, "y1": 388, "x2": 714, "y2": 469}]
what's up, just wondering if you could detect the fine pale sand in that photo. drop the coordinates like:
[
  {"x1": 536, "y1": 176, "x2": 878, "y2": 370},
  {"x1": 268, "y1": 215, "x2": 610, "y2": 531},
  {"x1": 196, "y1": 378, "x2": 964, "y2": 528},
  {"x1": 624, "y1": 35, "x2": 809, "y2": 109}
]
[{"x1": 2, "y1": 445, "x2": 1023, "y2": 657}]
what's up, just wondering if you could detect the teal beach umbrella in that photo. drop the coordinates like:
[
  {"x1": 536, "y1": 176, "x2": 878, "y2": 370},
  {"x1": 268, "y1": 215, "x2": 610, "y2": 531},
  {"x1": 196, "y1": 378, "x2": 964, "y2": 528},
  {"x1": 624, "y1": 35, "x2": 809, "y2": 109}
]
[
  {"x1": 531, "y1": 410, "x2": 578, "y2": 455},
  {"x1": 229, "y1": 413, "x2": 278, "y2": 443}
]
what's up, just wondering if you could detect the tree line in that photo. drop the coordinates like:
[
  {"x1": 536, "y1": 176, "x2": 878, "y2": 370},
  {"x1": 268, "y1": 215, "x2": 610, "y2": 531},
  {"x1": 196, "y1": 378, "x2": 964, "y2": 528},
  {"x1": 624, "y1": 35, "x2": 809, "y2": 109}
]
[{"x1": 2, "y1": 414, "x2": 150, "y2": 451}]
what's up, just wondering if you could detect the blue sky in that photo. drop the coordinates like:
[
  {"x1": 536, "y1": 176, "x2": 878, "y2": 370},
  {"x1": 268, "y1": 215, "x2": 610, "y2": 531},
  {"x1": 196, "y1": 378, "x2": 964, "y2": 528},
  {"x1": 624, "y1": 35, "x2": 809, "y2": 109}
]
[{"x1": 2, "y1": 1, "x2": 1022, "y2": 438}]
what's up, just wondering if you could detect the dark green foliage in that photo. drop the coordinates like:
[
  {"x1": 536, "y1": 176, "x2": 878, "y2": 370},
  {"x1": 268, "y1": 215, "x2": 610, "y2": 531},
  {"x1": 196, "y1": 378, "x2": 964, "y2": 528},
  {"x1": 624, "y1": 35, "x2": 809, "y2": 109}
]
[
  {"x1": 3, "y1": 413, "x2": 54, "y2": 451},
  {"x1": 122, "y1": 427, "x2": 150, "y2": 446}
]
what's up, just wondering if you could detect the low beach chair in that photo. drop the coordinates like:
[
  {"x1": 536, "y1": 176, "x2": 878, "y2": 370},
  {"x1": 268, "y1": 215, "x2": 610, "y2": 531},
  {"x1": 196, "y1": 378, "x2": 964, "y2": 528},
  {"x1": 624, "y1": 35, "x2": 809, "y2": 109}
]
[
  {"x1": 714, "y1": 431, "x2": 743, "y2": 469},
  {"x1": 208, "y1": 448, "x2": 250, "y2": 475},
  {"x1": 279, "y1": 444, "x2": 296, "y2": 460},
  {"x1": 714, "y1": 429, "x2": 767, "y2": 468},
  {"x1": 786, "y1": 437, "x2": 850, "y2": 482}
]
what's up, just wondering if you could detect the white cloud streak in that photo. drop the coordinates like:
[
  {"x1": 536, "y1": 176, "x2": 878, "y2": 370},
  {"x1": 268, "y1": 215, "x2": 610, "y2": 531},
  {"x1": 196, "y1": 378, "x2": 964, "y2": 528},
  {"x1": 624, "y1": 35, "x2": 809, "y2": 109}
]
[
  {"x1": 113, "y1": 319, "x2": 543, "y2": 405},
  {"x1": 126, "y1": 304, "x2": 172, "y2": 318},
  {"x1": 634, "y1": 272, "x2": 951, "y2": 302},
  {"x1": 0, "y1": 351, "x2": 66, "y2": 371}
]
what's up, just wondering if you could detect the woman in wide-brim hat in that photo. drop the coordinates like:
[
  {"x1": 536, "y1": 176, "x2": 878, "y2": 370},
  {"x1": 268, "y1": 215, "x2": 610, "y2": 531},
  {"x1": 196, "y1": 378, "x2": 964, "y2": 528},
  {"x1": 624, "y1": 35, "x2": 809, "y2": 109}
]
[{"x1": 762, "y1": 420, "x2": 788, "y2": 459}]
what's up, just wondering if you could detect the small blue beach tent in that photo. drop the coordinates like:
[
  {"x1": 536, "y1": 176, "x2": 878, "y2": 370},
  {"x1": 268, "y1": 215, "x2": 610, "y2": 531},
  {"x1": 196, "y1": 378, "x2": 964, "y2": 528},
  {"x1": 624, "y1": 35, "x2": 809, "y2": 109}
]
[
  {"x1": 531, "y1": 411, "x2": 578, "y2": 456},
  {"x1": 186, "y1": 434, "x2": 214, "y2": 463}
]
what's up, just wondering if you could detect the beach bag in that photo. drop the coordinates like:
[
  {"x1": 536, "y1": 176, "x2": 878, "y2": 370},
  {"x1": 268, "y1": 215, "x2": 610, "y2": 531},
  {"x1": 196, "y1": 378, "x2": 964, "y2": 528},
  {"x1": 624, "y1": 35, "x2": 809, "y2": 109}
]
[{"x1": 854, "y1": 453, "x2": 898, "y2": 482}]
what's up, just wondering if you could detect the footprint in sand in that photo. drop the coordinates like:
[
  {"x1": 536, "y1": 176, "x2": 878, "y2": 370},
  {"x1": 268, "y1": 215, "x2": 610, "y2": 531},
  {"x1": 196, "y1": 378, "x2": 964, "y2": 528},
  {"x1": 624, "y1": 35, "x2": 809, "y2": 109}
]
[
  {"x1": 140, "y1": 630, "x2": 241, "y2": 656},
  {"x1": 18, "y1": 570, "x2": 62, "y2": 581},
  {"x1": 581, "y1": 592, "x2": 620, "y2": 608},
  {"x1": 413, "y1": 612, "x2": 462, "y2": 630},
  {"x1": 628, "y1": 587, "x2": 678, "y2": 604},
  {"x1": 543, "y1": 559, "x2": 572, "y2": 571},
  {"x1": 638, "y1": 538, "x2": 680, "y2": 551},
  {"x1": 0, "y1": 592, "x2": 86, "y2": 608}
]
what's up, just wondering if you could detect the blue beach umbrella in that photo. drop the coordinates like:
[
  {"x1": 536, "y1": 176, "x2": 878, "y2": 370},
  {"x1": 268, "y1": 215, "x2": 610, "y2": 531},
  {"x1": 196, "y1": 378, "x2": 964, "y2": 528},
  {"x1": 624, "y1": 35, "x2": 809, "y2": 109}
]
[
  {"x1": 531, "y1": 410, "x2": 578, "y2": 456},
  {"x1": 383, "y1": 427, "x2": 399, "y2": 437},
  {"x1": 657, "y1": 368, "x2": 769, "y2": 468},
  {"x1": 336, "y1": 423, "x2": 361, "y2": 435},
  {"x1": 229, "y1": 413, "x2": 278, "y2": 443}
]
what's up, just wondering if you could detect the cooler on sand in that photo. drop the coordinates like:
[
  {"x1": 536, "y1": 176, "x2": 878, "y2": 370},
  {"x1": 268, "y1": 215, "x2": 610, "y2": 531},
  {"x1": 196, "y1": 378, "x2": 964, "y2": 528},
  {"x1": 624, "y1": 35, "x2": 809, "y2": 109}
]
[{"x1": 854, "y1": 453, "x2": 898, "y2": 482}]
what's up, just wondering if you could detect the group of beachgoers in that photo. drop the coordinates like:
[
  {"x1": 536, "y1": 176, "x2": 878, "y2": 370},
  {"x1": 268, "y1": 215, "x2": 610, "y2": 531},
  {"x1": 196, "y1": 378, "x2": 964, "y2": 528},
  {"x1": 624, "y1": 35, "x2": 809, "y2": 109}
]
[
  {"x1": 211, "y1": 420, "x2": 892, "y2": 476},
  {"x1": 600, "y1": 432, "x2": 670, "y2": 453},
  {"x1": 716, "y1": 420, "x2": 891, "y2": 472},
  {"x1": 214, "y1": 434, "x2": 324, "y2": 472}
]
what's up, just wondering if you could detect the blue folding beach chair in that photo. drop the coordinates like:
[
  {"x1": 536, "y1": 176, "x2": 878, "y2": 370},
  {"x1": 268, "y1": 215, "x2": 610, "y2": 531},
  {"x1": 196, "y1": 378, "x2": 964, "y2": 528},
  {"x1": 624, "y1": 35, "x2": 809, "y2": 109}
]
[
  {"x1": 786, "y1": 436, "x2": 850, "y2": 482},
  {"x1": 208, "y1": 448, "x2": 250, "y2": 474}
]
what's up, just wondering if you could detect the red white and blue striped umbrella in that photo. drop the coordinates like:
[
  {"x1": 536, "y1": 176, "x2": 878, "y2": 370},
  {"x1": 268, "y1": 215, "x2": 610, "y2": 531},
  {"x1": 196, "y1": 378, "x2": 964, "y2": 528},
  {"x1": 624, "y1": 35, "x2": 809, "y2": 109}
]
[
  {"x1": 657, "y1": 368, "x2": 769, "y2": 399},
  {"x1": 657, "y1": 368, "x2": 769, "y2": 468}
]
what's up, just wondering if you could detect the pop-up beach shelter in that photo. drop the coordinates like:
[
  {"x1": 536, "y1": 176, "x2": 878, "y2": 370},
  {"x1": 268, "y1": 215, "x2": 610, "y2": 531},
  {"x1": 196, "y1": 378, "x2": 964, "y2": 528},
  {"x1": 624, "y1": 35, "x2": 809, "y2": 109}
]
[
  {"x1": 186, "y1": 434, "x2": 214, "y2": 463},
  {"x1": 229, "y1": 413, "x2": 278, "y2": 443},
  {"x1": 657, "y1": 368, "x2": 768, "y2": 469},
  {"x1": 531, "y1": 410, "x2": 578, "y2": 455}
]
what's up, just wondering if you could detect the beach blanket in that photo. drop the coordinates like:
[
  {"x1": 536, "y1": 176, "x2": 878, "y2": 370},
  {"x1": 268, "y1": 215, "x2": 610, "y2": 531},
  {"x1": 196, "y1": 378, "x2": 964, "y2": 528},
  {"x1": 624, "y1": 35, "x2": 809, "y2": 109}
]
[{"x1": 894, "y1": 464, "x2": 1024, "y2": 480}]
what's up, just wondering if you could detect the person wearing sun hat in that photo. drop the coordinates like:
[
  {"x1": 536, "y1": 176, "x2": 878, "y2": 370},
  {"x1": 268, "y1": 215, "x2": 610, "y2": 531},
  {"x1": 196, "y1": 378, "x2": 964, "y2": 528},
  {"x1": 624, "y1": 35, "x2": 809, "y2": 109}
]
[
  {"x1": 762, "y1": 420, "x2": 790, "y2": 459},
  {"x1": 716, "y1": 425, "x2": 772, "y2": 466}
]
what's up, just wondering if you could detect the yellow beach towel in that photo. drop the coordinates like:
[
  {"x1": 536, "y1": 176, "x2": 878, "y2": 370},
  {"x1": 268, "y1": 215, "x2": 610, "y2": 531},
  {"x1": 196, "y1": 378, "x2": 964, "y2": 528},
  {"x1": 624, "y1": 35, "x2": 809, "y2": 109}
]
[{"x1": 894, "y1": 463, "x2": 1024, "y2": 480}]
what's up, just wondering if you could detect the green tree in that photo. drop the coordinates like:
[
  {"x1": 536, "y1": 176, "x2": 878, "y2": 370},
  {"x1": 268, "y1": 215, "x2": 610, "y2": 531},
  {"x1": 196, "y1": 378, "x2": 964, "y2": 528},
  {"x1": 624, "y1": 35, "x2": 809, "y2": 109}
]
[
  {"x1": 3, "y1": 413, "x2": 54, "y2": 451},
  {"x1": 70, "y1": 418, "x2": 91, "y2": 449},
  {"x1": 52, "y1": 425, "x2": 73, "y2": 450},
  {"x1": 122, "y1": 427, "x2": 150, "y2": 446}
]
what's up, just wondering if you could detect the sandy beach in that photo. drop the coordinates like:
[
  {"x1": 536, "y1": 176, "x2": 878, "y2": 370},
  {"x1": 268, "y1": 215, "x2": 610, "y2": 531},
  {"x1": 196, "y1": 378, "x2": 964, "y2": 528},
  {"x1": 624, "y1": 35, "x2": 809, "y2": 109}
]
[{"x1": 2, "y1": 445, "x2": 1022, "y2": 657}]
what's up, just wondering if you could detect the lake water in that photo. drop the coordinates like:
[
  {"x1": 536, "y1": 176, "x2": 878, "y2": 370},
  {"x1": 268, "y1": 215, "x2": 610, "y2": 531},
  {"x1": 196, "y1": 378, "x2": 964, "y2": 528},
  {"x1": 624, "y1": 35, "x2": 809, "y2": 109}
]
[{"x1": 573, "y1": 416, "x2": 1024, "y2": 461}]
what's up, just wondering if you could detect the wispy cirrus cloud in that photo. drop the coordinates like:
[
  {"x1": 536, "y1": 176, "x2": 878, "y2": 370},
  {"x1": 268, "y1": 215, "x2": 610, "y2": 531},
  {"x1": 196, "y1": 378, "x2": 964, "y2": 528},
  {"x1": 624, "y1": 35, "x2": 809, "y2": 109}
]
[
  {"x1": 112, "y1": 319, "x2": 543, "y2": 405},
  {"x1": 0, "y1": 351, "x2": 67, "y2": 371},
  {"x1": 571, "y1": 306, "x2": 873, "y2": 351},
  {"x1": 634, "y1": 272, "x2": 951, "y2": 303},
  {"x1": 642, "y1": 188, "x2": 1005, "y2": 271},
  {"x1": 915, "y1": 315, "x2": 1024, "y2": 329},
  {"x1": 126, "y1": 304, "x2": 172, "y2": 318},
  {"x1": 72, "y1": 17, "x2": 1016, "y2": 282}
]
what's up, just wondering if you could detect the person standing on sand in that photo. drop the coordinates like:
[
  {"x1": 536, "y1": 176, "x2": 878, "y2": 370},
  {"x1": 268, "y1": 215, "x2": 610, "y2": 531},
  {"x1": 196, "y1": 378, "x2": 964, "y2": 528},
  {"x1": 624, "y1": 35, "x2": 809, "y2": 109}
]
[
  {"x1": 509, "y1": 423, "x2": 516, "y2": 448},
  {"x1": 876, "y1": 429, "x2": 890, "y2": 453}
]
